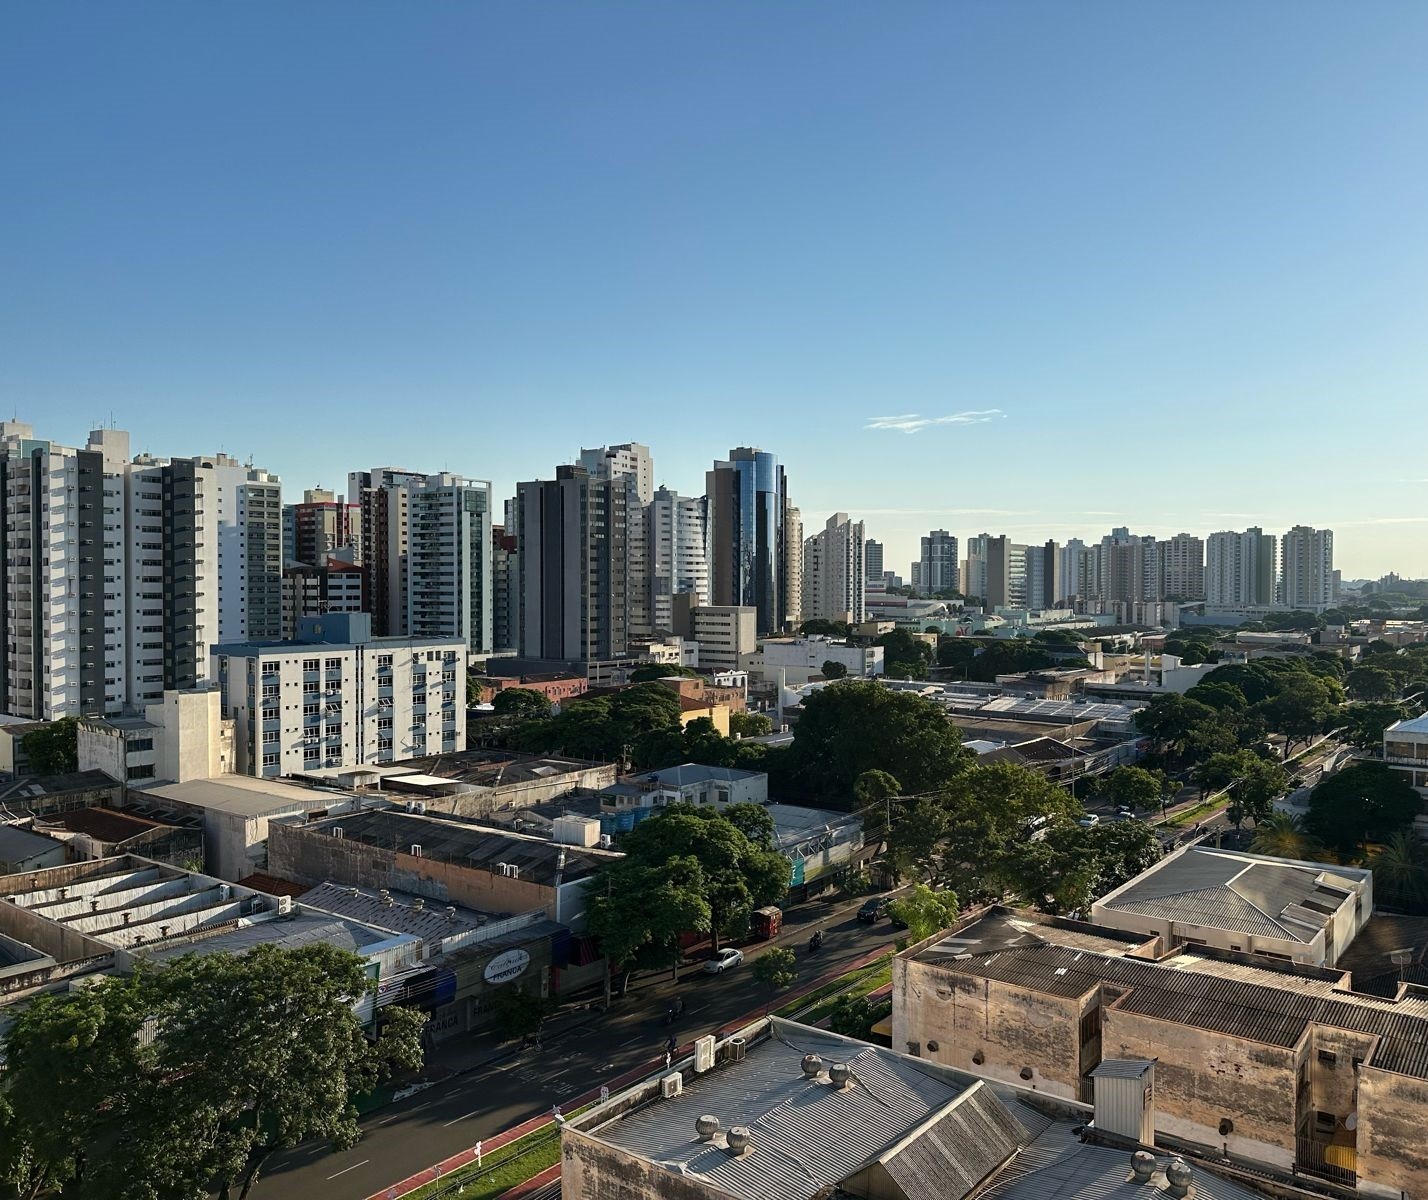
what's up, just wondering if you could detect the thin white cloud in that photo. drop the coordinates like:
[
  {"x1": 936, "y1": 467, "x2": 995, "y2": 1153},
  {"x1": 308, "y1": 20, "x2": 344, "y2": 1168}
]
[{"x1": 864, "y1": 409, "x2": 1006, "y2": 433}]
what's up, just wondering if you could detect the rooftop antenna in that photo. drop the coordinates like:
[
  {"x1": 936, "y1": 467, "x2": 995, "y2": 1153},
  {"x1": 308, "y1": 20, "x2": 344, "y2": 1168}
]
[{"x1": 1391, "y1": 949, "x2": 1413, "y2": 982}]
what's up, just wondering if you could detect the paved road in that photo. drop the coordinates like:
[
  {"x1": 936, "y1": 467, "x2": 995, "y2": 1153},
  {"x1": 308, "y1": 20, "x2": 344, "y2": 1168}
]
[{"x1": 250, "y1": 899, "x2": 901, "y2": 1200}]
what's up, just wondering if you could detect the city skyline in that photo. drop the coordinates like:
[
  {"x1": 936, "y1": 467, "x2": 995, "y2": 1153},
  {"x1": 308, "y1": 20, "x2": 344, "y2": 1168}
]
[{"x1": 5, "y1": 4, "x2": 1428, "y2": 577}]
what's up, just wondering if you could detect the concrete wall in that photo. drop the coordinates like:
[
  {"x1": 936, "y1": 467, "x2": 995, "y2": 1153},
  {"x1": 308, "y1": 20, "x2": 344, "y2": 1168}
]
[
  {"x1": 268, "y1": 822, "x2": 563, "y2": 920},
  {"x1": 1102, "y1": 1003, "x2": 1298, "y2": 1170},
  {"x1": 149, "y1": 688, "x2": 231, "y2": 781},
  {"x1": 418, "y1": 761, "x2": 617, "y2": 820},
  {"x1": 77, "y1": 723, "x2": 129, "y2": 781},
  {"x1": 560, "y1": 1126, "x2": 726, "y2": 1200},
  {"x1": 1356, "y1": 1066, "x2": 1428, "y2": 1198},
  {"x1": 892, "y1": 957, "x2": 1084, "y2": 1099}
]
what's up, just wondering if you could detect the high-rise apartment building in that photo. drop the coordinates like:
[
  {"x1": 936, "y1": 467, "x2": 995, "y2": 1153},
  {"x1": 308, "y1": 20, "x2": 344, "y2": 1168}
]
[
  {"x1": 782, "y1": 503, "x2": 803, "y2": 630},
  {"x1": 284, "y1": 487, "x2": 358, "y2": 568},
  {"x1": 962, "y1": 535, "x2": 987, "y2": 601},
  {"x1": 706, "y1": 448, "x2": 788, "y2": 635},
  {"x1": 1205, "y1": 528, "x2": 1277, "y2": 607},
  {"x1": 348, "y1": 467, "x2": 424, "y2": 637},
  {"x1": 491, "y1": 522, "x2": 518, "y2": 654},
  {"x1": 406, "y1": 474, "x2": 493, "y2": 654},
  {"x1": 647, "y1": 486, "x2": 709, "y2": 634},
  {"x1": 515, "y1": 465, "x2": 637, "y2": 661},
  {"x1": 978, "y1": 535, "x2": 1028, "y2": 608},
  {"x1": 918, "y1": 530, "x2": 959, "y2": 594},
  {"x1": 201, "y1": 454, "x2": 283, "y2": 643},
  {"x1": 1280, "y1": 526, "x2": 1335, "y2": 610},
  {"x1": 1101, "y1": 534, "x2": 1161, "y2": 605},
  {"x1": 802, "y1": 513, "x2": 867, "y2": 625},
  {"x1": 1160, "y1": 532, "x2": 1206, "y2": 600},
  {"x1": 1026, "y1": 540, "x2": 1062, "y2": 608},
  {"x1": 280, "y1": 560, "x2": 364, "y2": 639},
  {"x1": 577, "y1": 443, "x2": 654, "y2": 506},
  {"x1": 864, "y1": 539, "x2": 884, "y2": 584},
  {"x1": 579, "y1": 443, "x2": 652, "y2": 641},
  {"x1": 1059, "y1": 538, "x2": 1097, "y2": 603},
  {"x1": 0, "y1": 423, "x2": 219, "y2": 720}
]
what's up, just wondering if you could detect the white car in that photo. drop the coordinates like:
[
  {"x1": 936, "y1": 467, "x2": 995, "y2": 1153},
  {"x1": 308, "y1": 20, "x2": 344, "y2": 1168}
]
[
  {"x1": 704, "y1": 947, "x2": 744, "y2": 974},
  {"x1": 1078, "y1": 814, "x2": 1101, "y2": 828}
]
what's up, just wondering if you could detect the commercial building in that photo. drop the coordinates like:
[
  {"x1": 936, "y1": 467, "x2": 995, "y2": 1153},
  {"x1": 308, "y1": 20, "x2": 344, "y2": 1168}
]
[
  {"x1": 968, "y1": 535, "x2": 1028, "y2": 609},
  {"x1": 672, "y1": 603, "x2": 758, "y2": 672},
  {"x1": 801, "y1": 512, "x2": 867, "y2": 625},
  {"x1": 918, "y1": 530, "x2": 959, "y2": 594},
  {"x1": 1205, "y1": 528, "x2": 1277, "y2": 608},
  {"x1": 406, "y1": 473, "x2": 493, "y2": 654},
  {"x1": 753, "y1": 637, "x2": 884, "y2": 687},
  {"x1": 1382, "y1": 712, "x2": 1428, "y2": 803},
  {"x1": 647, "y1": 486, "x2": 710, "y2": 634},
  {"x1": 0, "y1": 423, "x2": 217, "y2": 719},
  {"x1": 267, "y1": 807, "x2": 620, "y2": 928},
  {"x1": 706, "y1": 448, "x2": 789, "y2": 635},
  {"x1": 283, "y1": 487, "x2": 359, "y2": 568},
  {"x1": 894, "y1": 906, "x2": 1428, "y2": 1194},
  {"x1": 1280, "y1": 525, "x2": 1335, "y2": 610},
  {"x1": 559, "y1": 1019, "x2": 1271, "y2": 1200},
  {"x1": 0, "y1": 719, "x2": 47, "y2": 777},
  {"x1": 212, "y1": 612, "x2": 465, "y2": 777},
  {"x1": 77, "y1": 687, "x2": 234, "y2": 787},
  {"x1": 515, "y1": 464, "x2": 641, "y2": 662},
  {"x1": 1091, "y1": 846, "x2": 1373, "y2": 968}
]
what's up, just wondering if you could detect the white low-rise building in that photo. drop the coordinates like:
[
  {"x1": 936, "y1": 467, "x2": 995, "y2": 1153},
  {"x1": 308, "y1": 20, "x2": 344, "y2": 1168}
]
[
  {"x1": 1383, "y1": 712, "x2": 1428, "y2": 808},
  {"x1": 212, "y1": 612, "x2": 465, "y2": 778},
  {"x1": 78, "y1": 688, "x2": 234, "y2": 786},
  {"x1": 752, "y1": 636, "x2": 884, "y2": 687}
]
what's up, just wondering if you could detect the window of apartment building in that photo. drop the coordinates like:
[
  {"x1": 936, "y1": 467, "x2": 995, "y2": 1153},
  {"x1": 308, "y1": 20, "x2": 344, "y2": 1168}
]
[
  {"x1": 325, "y1": 658, "x2": 342, "y2": 672},
  {"x1": 303, "y1": 680, "x2": 319, "y2": 694},
  {"x1": 127, "y1": 764, "x2": 155, "y2": 781},
  {"x1": 377, "y1": 654, "x2": 393, "y2": 669},
  {"x1": 261, "y1": 683, "x2": 279, "y2": 698},
  {"x1": 261, "y1": 662, "x2": 278, "y2": 676},
  {"x1": 127, "y1": 737, "x2": 154, "y2": 752},
  {"x1": 1318, "y1": 1050, "x2": 1338, "y2": 1065},
  {"x1": 262, "y1": 753, "x2": 279, "y2": 767},
  {"x1": 303, "y1": 701, "x2": 320, "y2": 716},
  {"x1": 378, "y1": 717, "x2": 393, "y2": 730},
  {"x1": 304, "y1": 746, "x2": 320, "y2": 762},
  {"x1": 263, "y1": 730, "x2": 279, "y2": 743},
  {"x1": 378, "y1": 738, "x2": 392, "y2": 752},
  {"x1": 444, "y1": 650, "x2": 458, "y2": 663},
  {"x1": 303, "y1": 658, "x2": 320, "y2": 672}
]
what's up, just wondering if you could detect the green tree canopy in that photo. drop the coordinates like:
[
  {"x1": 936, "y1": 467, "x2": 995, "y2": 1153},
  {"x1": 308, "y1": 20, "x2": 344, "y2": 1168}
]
[
  {"x1": 629, "y1": 663, "x2": 700, "y2": 682},
  {"x1": 512, "y1": 682, "x2": 683, "y2": 766},
  {"x1": 20, "y1": 717, "x2": 78, "y2": 775},
  {"x1": 800, "y1": 618, "x2": 851, "y2": 637},
  {"x1": 821, "y1": 659, "x2": 849, "y2": 680},
  {"x1": 488, "y1": 983, "x2": 553, "y2": 1043},
  {"x1": 887, "y1": 883, "x2": 960, "y2": 942},
  {"x1": 789, "y1": 681, "x2": 968, "y2": 806},
  {"x1": 999, "y1": 818, "x2": 1161, "y2": 916},
  {"x1": 1195, "y1": 749, "x2": 1290, "y2": 826},
  {"x1": 1346, "y1": 666, "x2": 1400, "y2": 702},
  {"x1": 585, "y1": 854, "x2": 712, "y2": 995},
  {"x1": 936, "y1": 638, "x2": 977, "y2": 670},
  {"x1": 1099, "y1": 766, "x2": 1168, "y2": 813},
  {"x1": 1249, "y1": 812, "x2": 1323, "y2": 860},
  {"x1": 751, "y1": 946, "x2": 797, "y2": 1010},
  {"x1": 729, "y1": 710, "x2": 773, "y2": 739},
  {"x1": 1369, "y1": 833, "x2": 1428, "y2": 914},
  {"x1": 1307, "y1": 762, "x2": 1421, "y2": 854},
  {"x1": 491, "y1": 687, "x2": 555, "y2": 718},
  {"x1": 1342, "y1": 702, "x2": 1407, "y2": 749},
  {"x1": 0, "y1": 945, "x2": 423, "y2": 1200}
]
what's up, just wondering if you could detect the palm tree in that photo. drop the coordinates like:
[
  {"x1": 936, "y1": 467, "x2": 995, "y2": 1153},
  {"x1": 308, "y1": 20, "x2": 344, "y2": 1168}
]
[
  {"x1": 1370, "y1": 832, "x2": 1428, "y2": 914},
  {"x1": 1249, "y1": 812, "x2": 1324, "y2": 861}
]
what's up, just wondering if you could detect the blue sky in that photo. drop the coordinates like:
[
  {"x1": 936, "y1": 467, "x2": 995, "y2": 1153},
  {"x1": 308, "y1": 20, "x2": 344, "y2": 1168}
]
[{"x1": 4, "y1": 2, "x2": 1426, "y2": 577}]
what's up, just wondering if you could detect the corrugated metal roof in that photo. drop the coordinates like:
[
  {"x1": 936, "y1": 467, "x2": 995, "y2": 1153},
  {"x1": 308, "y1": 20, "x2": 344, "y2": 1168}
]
[
  {"x1": 1110, "y1": 887, "x2": 1296, "y2": 940},
  {"x1": 1089, "y1": 1059, "x2": 1154, "y2": 1079},
  {"x1": 596, "y1": 1028, "x2": 976, "y2": 1200},
  {"x1": 877, "y1": 1083, "x2": 1027, "y2": 1200}
]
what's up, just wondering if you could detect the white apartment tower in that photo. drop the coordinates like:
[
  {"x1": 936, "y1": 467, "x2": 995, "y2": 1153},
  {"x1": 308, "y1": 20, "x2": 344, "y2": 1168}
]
[
  {"x1": 647, "y1": 486, "x2": 710, "y2": 634},
  {"x1": 202, "y1": 453, "x2": 283, "y2": 642},
  {"x1": 802, "y1": 513, "x2": 868, "y2": 625},
  {"x1": 578, "y1": 442, "x2": 654, "y2": 505},
  {"x1": 782, "y1": 504, "x2": 803, "y2": 629},
  {"x1": 1205, "y1": 528, "x2": 1277, "y2": 607},
  {"x1": 0, "y1": 422, "x2": 218, "y2": 719},
  {"x1": 1280, "y1": 525, "x2": 1335, "y2": 610},
  {"x1": 406, "y1": 473, "x2": 493, "y2": 654}
]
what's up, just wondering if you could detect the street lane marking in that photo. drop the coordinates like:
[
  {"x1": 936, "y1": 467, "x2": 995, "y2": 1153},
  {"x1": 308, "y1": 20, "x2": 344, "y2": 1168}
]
[
  {"x1": 443, "y1": 1109, "x2": 484, "y2": 1127},
  {"x1": 325, "y1": 1159, "x2": 369, "y2": 1180}
]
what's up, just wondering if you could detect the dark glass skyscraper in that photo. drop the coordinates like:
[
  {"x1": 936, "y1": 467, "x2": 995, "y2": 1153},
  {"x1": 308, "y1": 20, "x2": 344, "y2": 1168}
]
[{"x1": 705, "y1": 447, "x2": 788, "y2": 635}]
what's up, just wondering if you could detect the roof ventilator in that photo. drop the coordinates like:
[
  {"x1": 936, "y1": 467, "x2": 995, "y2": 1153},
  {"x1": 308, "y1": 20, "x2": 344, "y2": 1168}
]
[
  {"x1": 726, "y1": 1127, "x2": 751, "y2": 1157},
  {"x1": 1164, "y1": 1159, "x2": 1192, "y2": 1198},
  {"x1": 828, "y1": 1063, "x2": 852, "y2": 1090},
  {"x1": 800, "y1": 1054, "x2": 824, "y2": 1079},
  {"x1": 695, "y1": 1115, "x2": 720, "y2": 1143},
  {"x1": 1130, "y1": 1151, "x2": 1156, "y2": 1183}
]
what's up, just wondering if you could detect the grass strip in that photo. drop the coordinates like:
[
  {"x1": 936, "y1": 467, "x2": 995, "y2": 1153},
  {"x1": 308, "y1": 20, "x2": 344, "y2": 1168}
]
[
  {"x1": 401, "y1": 1106, "x2": 591, "y2": 1200},
  {"x1": 775, "y1": 954, "x2": 894, "y2": 1024}
]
